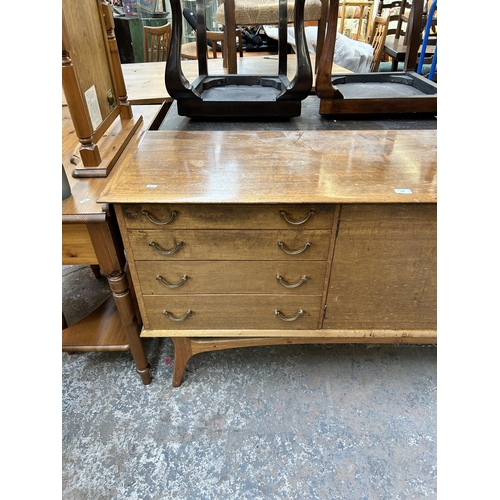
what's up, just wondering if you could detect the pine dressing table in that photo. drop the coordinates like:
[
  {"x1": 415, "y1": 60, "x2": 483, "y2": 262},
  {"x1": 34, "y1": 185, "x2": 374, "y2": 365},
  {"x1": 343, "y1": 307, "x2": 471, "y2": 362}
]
[{"x1": 62, "y1": 104, "x2": 166, "y2": 385}]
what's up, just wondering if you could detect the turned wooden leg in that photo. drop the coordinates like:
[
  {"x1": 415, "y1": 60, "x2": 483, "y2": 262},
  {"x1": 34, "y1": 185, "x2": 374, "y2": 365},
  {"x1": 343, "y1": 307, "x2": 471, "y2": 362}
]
[
  {"x1": 171, "y1": 337, "x2": 193, "y2": 387},
  {"x1": 62, "y1": 312, "x2": 75, "y2": 354},
  {"x1": 108, "y1": 271, "x2": 151, "y2": 385},
  {"x1": 90, "y1": 264, "x2": 101, "y2": 278}
]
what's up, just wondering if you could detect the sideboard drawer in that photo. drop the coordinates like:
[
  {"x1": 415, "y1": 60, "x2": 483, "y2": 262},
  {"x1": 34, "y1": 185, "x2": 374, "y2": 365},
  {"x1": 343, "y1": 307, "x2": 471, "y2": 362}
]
[
  {"x1": 128, "y1": 229, "x2": 331, "y2": 261},
  {"x1": 143, "y1": 294, "x2": 323, "y2": 330},
  {"x1": 136, "y1": 260, "x2": 326, "y2": 295},
  {"x1": 121, "y1": 203, "x2": 336, "y2": 230}
]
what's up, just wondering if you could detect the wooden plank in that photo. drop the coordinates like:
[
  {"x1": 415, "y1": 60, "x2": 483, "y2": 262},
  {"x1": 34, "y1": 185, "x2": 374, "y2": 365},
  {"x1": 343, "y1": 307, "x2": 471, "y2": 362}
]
[
  {"x1": 62, "y1": 296, "x2": 129, "y2": 351},
  {"x1": 141, "y1": 327, "x2": 437, "y2": 340},
  {"x1": 319, "y1": 95, "x2": 437, "y2": 115}
]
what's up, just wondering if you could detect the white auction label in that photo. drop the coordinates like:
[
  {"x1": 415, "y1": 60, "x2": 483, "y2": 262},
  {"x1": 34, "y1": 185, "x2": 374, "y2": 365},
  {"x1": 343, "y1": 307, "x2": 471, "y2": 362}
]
[
  {"x1": 394, "y1": 188, "x2": 412, "y2": 194},
  {"x1": 84, "y1": 85, "x2": 102, "y2": 131}
]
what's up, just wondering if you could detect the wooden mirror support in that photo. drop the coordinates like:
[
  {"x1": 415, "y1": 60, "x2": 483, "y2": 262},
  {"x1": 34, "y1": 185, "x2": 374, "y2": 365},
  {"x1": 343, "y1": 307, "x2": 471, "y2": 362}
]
[
  {"x1": 316, "y1": 0, "x2": 437, "y2": 115},
  {"x1": 165, "y1": 0, "x2": 313, "y2": 118},
  {"x1": 62, "y1": 0, "x2": 143, "y2": 177}
]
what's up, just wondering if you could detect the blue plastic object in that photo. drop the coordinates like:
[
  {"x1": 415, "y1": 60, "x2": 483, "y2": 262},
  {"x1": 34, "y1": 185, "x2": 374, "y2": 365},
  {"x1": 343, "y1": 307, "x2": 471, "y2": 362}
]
[{"x1": 417, "y1": 0, "x2": 437, "y2": 80}]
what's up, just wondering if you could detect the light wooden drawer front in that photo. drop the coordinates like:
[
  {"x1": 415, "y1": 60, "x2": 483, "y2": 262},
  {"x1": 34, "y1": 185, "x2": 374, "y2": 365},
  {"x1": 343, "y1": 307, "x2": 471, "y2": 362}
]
[
  {"x1": 121, "y1": 204, "x2": 335, "y2": 229},
  {"x1": 136, "y1": 261, "x2": 326, "y2": 295},
  {"x1": 62, "y1": 225, "x2": 98, "y2": 265},
  {"x1": 128, "y1": 229, "x2": 331, "y2": 261},
  {"x1": 143, "y1": 295, "x2": 323, "y2": 330}
]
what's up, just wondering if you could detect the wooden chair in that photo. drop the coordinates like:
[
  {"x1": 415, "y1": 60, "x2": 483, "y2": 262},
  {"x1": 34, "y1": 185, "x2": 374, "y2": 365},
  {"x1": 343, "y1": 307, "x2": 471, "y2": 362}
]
[
  {"x1": 378, "y1": 0, "x2": 410, "y2": 69},
  {"x1": 179, "y1": 5, "x2": 243, "y2": 66},
  {"x1": 338, "y1": 0, "x2": 374, "y2": 43},
  {"x1": 377, "y1": 0, "x2": 410, "y2": 38},
  {"x1": 368, "y1": 15, "x2": 389, "y2": 71},
  {"x1": 215, "y1": 0, "x2": 328, "y2": 73},
  {"x1": 378, "y1": 0, "x2": 435, "y2": 71},
  {"x1": 180, "y1": 30, "x2": 244, "y2": 67},
  {"x1": 143, "y1": 23, "x2": 172, "y2": 62}
]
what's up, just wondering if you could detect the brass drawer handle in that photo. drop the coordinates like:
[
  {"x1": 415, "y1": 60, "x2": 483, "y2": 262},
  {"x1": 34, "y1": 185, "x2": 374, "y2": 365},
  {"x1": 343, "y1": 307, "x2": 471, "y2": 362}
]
[
  {"x1": 162, "y1": 309, "x2": 192, "y2": 322},
  {"x1": 149, "y1": 240, "x2": 183, "y2": 255},
  {"x1": 280, "y1": 209, "x2": 314, "y2": 225},
  {"x1": 156, "y1": 274, "x2": 188, "y2": 288},
  {"x1": 275, "y1": 309, "x2": 304, "y2": 322},
  {"x1": 277, "y1": 241, "x2": 310, "y2": 255},
  {"x1": 276, "y1": 274, "x2": 307, "y2": 288},
  {"x1": 142, "y1": 209, "x2": 177, "y2": 225}
]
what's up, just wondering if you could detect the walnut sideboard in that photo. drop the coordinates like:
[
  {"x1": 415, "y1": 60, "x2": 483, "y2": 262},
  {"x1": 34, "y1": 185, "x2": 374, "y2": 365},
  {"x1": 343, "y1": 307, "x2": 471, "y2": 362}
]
[{"x1": 99, "y1": 125, "x2": 437, "y2": 386}]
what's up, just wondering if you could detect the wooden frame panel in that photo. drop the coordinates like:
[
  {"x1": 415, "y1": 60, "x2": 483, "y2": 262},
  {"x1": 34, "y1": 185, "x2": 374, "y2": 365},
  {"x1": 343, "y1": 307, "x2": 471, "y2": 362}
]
[{"x1": 62, "y1": 0, "x2": 142, "y2": 177}]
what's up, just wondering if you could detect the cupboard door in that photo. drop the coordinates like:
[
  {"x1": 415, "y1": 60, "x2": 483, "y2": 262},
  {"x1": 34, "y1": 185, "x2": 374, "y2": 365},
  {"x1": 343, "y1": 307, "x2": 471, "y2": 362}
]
[{"x1": 324, "y1": 204, "x2": 437, "y2": 330}]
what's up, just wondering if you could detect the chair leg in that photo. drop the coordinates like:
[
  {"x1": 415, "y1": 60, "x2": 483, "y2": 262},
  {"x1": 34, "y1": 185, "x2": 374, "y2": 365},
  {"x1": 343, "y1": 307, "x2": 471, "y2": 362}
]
[
  {"x1": 237, "y1": 30, "x2": 243, "y2": 58},
  {"x1": 90, "y1": 265, "x2": 101, "y2": 278}
]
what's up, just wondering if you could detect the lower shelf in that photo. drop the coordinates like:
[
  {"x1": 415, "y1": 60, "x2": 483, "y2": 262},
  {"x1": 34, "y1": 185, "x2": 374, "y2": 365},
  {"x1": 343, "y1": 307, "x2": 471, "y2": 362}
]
[{"x1": 62, "y1": 295, "x2": 129, "y2": 352}]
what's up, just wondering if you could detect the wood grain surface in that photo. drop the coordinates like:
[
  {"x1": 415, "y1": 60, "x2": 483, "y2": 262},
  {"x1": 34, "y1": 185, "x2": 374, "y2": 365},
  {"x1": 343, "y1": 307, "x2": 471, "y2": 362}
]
[
  {"x1": 325, "y1": 203, "x2": 437, "y2": 330},
  {"x1": 99, "y1": 129, "x2": 437, "y2": 205}
]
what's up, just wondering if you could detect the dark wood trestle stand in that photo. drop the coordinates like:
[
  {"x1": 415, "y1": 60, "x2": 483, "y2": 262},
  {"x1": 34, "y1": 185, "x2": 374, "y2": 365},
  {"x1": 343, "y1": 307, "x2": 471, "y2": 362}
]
[
  {"x1": 316, "y1": 0, "x2": 437, "y2": 115},
  {"x1": 165, "y1": 0, "x2": 313, "y2": 118}
]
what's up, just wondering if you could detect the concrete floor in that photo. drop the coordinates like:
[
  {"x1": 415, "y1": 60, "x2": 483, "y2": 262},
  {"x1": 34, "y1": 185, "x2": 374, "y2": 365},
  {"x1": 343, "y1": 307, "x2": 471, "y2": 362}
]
[{"x1": 62, "y1": 265, "x2": 437, "y2": 499}]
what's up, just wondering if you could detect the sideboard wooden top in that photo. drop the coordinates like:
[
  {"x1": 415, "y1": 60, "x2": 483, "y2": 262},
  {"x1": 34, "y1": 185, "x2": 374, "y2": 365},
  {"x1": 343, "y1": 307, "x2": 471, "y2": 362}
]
[{"x1": 99, "y1": 129, "x2": 437, "y2": 205}]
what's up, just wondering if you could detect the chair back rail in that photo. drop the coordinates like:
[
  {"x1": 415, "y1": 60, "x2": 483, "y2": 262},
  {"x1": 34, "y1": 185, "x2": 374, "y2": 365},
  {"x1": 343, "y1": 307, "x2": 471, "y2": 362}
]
[{"x1": 143, "y1": 23, "x2": 172, "y2": 62}]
